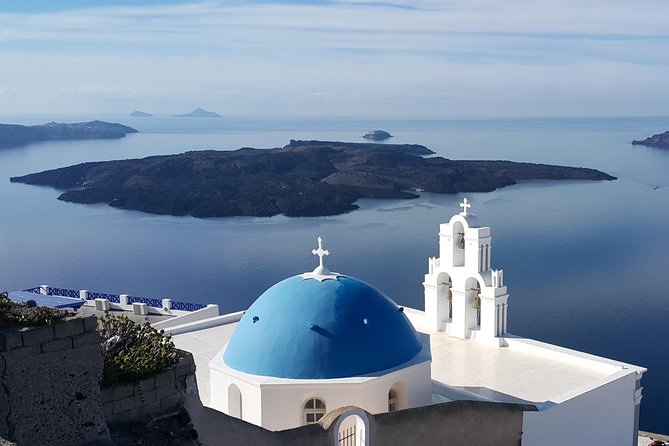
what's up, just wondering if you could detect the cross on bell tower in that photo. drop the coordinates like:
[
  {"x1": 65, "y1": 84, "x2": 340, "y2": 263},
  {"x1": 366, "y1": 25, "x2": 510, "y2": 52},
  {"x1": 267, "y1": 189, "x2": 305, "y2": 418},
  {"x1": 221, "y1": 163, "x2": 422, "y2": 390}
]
[{"x1": 459, "y1": 198, "x2": 471, "y2": 216}]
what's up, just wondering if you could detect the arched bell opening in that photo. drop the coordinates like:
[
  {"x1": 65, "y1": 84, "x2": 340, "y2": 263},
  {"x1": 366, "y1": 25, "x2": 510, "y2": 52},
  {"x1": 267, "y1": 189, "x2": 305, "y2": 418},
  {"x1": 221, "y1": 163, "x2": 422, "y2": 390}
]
[
  {"x1": 452, "y1": 221, "x2": 465, "y2": 267},
  {"x1": 436, "y1": 272, "x2": 452, "y2": 322},
  {"x1": 465, "y1": 277, "x2": 482, "y2": 330}
]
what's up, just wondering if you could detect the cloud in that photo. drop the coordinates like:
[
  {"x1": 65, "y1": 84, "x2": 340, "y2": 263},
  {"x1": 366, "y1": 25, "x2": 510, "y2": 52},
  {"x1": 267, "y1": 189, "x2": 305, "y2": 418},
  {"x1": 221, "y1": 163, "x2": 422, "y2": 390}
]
[
  {"x1": 0, "y1": 86, "x2": 16, "y2": 97},
  {"x1": 3, "y1": 1, "x2": 669, "y2": 51},
  {"x1": 59, "y1": 84, "x2": 164, "y2": 98},
  {"x1": 1, "y1": 1, "x2": 668, "y2": 116},
  {"x1": 0, "y1": 24, "x2": 15, "y2": 40}
]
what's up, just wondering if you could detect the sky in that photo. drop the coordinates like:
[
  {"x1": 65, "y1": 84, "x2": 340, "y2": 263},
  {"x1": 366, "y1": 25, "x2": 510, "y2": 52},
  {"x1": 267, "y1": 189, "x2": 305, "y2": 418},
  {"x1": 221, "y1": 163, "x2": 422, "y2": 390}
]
[{"x1": 0, "y1": 0, "x2": 668, "y2": 117}]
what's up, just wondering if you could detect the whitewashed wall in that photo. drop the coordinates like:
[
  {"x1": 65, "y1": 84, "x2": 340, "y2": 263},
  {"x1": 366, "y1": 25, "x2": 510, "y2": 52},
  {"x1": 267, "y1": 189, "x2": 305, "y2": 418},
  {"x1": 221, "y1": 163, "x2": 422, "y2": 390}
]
[
  {"x1": 259, "y1": 361, "x2": 432, "y2": 431},
  {"x1": 210, "y1": 359, "x2": 431, "y2": 431},
  {"x1": 522, "y1": 371, "x2": 638, "y2": 446},
  {"x1": 210, "y1": 368, "x2": 263, "y2": 426}
]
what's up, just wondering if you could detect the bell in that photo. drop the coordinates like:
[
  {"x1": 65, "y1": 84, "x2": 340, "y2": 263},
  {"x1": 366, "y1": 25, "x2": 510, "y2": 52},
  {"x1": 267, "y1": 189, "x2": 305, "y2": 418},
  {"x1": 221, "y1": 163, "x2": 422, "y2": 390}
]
[
  {"x1": 458, "y1": 234, "x2": 465, "y2": 249},
  {"x1": 472, "y1": 293, "x2": 481, "y2": 310}
]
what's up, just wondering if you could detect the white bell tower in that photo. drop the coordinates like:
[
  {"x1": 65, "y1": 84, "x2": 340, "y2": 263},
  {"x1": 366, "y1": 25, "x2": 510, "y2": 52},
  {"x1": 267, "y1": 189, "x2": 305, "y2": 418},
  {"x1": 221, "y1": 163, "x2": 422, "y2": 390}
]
[{"x1": 423, "y1": 198, "x2": 509, "y2": 341}]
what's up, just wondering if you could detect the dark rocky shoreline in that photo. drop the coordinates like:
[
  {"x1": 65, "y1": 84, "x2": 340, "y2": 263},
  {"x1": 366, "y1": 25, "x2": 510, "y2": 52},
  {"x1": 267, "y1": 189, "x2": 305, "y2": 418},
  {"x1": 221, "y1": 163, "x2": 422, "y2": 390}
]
[
  {"x1": 632, "y1": 131, "x2": 669, "y2": 149},
  {"x1": 0, "y1": 121, "x2": 137, "y2": 148},
  {"x1": 10, "y1": 139, "x2": 615, "y2": 218}
]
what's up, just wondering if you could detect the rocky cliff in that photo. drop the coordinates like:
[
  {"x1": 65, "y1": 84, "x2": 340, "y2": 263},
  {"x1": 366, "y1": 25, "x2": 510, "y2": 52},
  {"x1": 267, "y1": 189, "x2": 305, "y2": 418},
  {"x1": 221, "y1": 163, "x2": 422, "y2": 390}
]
[
  {"x1": 632, "y1": 131, "x2": 669, "y2": 148},
  {"x1": 0, "y1": 120, "x2": 138, "y2": 148}
]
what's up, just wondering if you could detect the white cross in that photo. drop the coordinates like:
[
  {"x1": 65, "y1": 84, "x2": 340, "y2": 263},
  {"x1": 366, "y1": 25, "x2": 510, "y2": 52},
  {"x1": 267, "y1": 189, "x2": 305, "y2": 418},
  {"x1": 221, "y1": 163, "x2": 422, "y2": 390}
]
[
  {"x1": 459, "y1": 197, "x2": 471, "y2": 216},
  {"x1": 312, "y1": 237, "x2": 329, "y2": 269}
]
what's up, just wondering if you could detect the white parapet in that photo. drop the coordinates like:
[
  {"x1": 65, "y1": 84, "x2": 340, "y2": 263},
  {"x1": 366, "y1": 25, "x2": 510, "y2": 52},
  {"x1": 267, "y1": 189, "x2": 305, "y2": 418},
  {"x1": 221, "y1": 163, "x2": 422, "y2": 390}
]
[
  {"x1": 154, "y1": 307, "x2": 237, "y2": 335},
  {"x1": 132, "y1": 302, "x2": 149, "y2": 316},
  {"x1": 94, "y1": 298, "x2": 111, "y2": 311}
]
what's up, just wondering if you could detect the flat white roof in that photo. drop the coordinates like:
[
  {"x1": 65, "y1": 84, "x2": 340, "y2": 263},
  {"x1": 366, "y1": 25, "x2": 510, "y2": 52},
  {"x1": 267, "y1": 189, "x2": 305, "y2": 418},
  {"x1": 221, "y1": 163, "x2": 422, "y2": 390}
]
[
  {"x1": 172, "y1": 317, "x2": 642, "y2": 410},
  {"x1": 426, "y1": 330, "x2": 635, "y2": 406}
]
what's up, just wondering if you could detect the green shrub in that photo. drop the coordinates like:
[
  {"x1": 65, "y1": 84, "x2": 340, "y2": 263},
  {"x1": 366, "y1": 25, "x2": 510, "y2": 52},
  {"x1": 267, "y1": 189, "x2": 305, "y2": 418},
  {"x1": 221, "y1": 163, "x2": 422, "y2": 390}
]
[
  {"x1": 0, "y1": 291, "x2": 69, "y2": 328},
  {"x1": 99, "y1": 314, "x2": 179, "y2": 384}
]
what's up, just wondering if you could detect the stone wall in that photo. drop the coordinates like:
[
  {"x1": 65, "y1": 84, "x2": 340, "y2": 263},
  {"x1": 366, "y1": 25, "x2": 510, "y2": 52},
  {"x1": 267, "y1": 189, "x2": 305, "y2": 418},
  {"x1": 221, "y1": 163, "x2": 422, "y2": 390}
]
[
  {"x1": 369, "y1": 399, "x2": 532, "y2": 445},
  {"x1": 186, "y1": 391, "x2": 534, "y2": 446},
  {"x1": 102, "y1": 352, "x2": 196, "y2": 426},
  {"x1": 0, "y1": 315, "x2": 110, "y2": 446}
]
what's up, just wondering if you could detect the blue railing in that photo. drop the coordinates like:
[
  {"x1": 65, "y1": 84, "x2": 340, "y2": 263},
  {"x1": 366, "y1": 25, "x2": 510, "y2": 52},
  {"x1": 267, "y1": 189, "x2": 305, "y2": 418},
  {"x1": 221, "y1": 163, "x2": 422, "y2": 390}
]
[
  {"x1": 20, "y1": 285, "x2": 207, "y2": 312},
  {"x1": 170, "y1": 301, "x2": 208, "y2": 312},
  {"x1": 88, "y1": 291, "x2": 121, "y2": 303},
  {"x1": 48, "y1": 287, "x2": 80, "y2": 298},
  {"x1": 127, "y1": 295, "x2": 163, "y2": 308}
]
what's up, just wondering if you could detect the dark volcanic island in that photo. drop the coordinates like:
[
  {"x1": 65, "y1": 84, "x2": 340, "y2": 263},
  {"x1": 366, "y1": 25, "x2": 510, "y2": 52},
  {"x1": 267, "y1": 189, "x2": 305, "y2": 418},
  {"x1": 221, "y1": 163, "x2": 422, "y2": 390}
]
[
  {"x1": 632, "y1": 131, "x2": 669, "y2": 148},
  {"x1": 0, "y1": 121, "x2": 137, "y2": 148},
  {"x1": 10, "y1": 140, "x2": 615, "y2": 218}
]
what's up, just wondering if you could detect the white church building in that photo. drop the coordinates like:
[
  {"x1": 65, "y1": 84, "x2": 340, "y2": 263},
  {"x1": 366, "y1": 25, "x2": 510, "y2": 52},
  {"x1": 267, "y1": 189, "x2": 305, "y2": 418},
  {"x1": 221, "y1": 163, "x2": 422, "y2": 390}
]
[{"x1": 162, "y1": 199, "x2": 646, "y2": 445}]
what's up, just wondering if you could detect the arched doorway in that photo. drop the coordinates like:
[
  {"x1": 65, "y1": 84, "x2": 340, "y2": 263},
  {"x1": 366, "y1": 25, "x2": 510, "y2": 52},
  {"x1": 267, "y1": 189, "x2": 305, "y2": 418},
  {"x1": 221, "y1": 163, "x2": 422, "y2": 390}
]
[
  {"x1": 334, "y1": 409, "x2": 369, "y2": 446},
  {"x1": 228, "y1": 383, "x2": 242, "y2": 419}
]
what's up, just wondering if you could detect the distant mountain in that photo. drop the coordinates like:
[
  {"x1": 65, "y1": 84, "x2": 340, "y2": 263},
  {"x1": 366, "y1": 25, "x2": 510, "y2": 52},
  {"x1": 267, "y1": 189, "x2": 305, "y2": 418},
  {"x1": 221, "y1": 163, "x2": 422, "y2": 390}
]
[
  {"x1": 173, "y1": 108, "x2": 221, "y2": 118},
  {"x1": 11, "y1": 139, "x2": 616, "y2": 218},
  {"x1": 363, "y1": 130, "x2": 393, "y2": 141},
  {"x1": 0, "y1": 121, "x2": 138, "y2": 149},
  {"x1": 130, "y1": 111, "x2": 152, "y2": 117},
  {"x1": 632, "y1": 131, "x2": 669, "y2": 148}
]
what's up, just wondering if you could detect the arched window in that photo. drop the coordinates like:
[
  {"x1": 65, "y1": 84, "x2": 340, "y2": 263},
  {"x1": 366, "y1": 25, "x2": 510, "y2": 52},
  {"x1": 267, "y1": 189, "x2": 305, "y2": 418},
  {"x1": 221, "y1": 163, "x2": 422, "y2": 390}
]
[
  {"x1": 228, "y1": 384, "x2": 242, "y2": 419},
  {"x1": 388, "y1": 388, "x2": 398, "y2": 412},
  {"x1": 303, "y1": 398, "x2": 326, "y2": 425}
]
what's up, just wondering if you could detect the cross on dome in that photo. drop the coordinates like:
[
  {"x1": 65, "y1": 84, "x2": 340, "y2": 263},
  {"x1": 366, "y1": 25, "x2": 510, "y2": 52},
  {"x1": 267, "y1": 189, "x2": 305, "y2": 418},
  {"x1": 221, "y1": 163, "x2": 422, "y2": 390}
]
[
  {"x1": 459, "y1": 198, "x2": 471, "y2": 216},
  {"x1": 312, "y1": 237, "x2": 329, "y2": 271},
  {"x1": 300, "y1": 236, "x2": 340, "y2": 282}
]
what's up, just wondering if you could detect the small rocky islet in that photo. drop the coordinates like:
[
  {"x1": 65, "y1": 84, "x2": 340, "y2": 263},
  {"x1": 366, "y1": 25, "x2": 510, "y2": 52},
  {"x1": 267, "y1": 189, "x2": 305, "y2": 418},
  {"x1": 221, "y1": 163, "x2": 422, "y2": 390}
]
[
  {"x1": 10, "y1": 139, "x2": 615, "y2": 218},
  {"x1": 363, "y1": 130, "x2": 393, "y2": 141},
  {"x1": 173, "y1": 108, "x2": 221, "y2": 118},
  {"x1": 130, "y1": 111, "x2": 152, "y2": 117},
  {"x1": 632, "y1": 131, "x2": 669, "y2": 148}
]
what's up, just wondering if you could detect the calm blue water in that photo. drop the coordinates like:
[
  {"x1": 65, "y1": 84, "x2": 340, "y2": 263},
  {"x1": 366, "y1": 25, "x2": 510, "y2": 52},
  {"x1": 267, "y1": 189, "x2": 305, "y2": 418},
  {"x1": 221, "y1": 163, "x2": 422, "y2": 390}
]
[{"x1": 0, "y1": 114, "x2": 667, "y2": 432}]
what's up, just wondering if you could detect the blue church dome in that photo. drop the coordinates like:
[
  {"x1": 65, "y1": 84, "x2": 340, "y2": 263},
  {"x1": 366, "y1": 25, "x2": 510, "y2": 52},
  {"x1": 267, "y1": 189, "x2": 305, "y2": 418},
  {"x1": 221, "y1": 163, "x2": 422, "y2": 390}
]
[{"x1": 223, "y1": 274, "x2": 422, "y2": 379}]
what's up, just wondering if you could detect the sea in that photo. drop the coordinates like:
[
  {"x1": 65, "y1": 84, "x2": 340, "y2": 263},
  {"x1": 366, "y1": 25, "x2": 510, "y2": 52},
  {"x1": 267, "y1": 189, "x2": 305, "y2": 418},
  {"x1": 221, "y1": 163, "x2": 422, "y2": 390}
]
[{"x1": 0, "y1": 114, "x2": 667, "y2": 433}]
